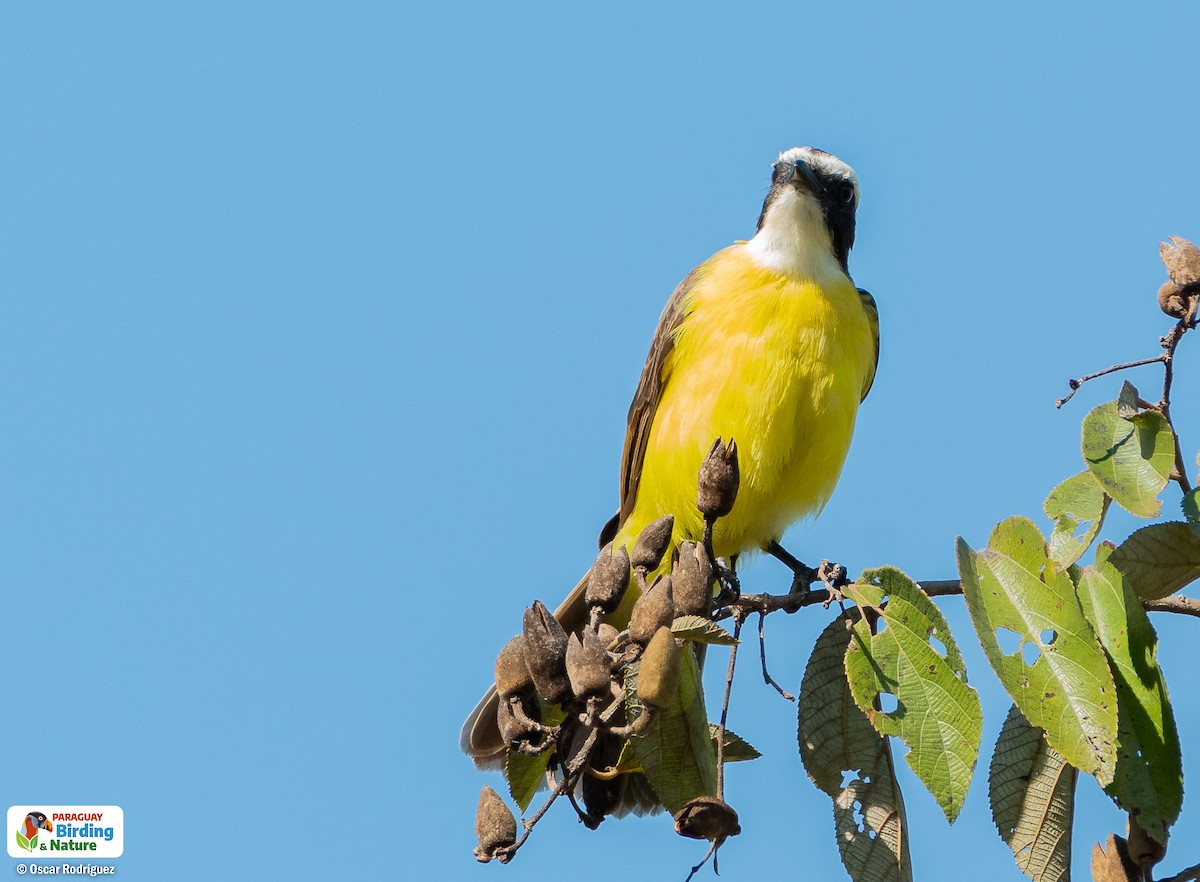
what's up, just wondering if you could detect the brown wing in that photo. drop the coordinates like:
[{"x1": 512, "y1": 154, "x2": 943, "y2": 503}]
[
  {"x1": 856, "y1": 287, "x2": 880, "y2": 402},
  {"x1": 616, "y1": 268, "x2": 700, "y2": 528}
]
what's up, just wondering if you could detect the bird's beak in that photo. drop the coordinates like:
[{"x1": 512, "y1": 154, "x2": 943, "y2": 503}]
[{"x1": 788, "y1": 159, "x2": 821, "y2": 193}]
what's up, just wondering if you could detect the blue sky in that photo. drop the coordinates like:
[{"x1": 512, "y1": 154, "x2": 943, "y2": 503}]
[{"x1": 3, "y1": 2, "x2": 1199, "y2": 879}]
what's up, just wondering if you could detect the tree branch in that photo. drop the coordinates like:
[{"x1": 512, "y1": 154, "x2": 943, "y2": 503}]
[
  {"x1": 722, "y1": 579, "x2": 1200, "y2": 620},
  {"x1": 1158, "y1": 862, "x2": 1200, "y2": 882},
  {"x1": 1056, "y1": 355, "x2": 1167, "y2": 408}
]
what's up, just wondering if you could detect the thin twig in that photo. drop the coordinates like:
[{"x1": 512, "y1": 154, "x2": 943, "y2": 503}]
[
  {"x1": 1158, "y1": 862, "x2": 1200, "y2": 882},
  {"x1": 682, "y1": 838, "x2": 720, "y2": 882},
  {"x1": 720, "y1": 579, "x2": 1200, "y2": 620},
  {"x1": 715, "y1": 612, "x2": 744, "y2": 800},
  {"x1": 1158, "y1": 318, "x2": 1195, "y2": 494},
  {"x1": 757, "y1": 610, "x2": 794, "y2": 700},
  {"x1": 1056, "y1": 355, "x2": 1166, "y2": 408},
  {"x1": 496, "y1": 727, "x2": 600, "y2": 860}
]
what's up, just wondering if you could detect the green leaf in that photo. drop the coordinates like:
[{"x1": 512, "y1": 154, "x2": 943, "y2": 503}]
[
  {"x1": 671, "y1": 615, "x2": 738, "y2": 646},
  {"x1": 1076, "y1": 544, "x2": 1182, "y2": 844},
  {"x1": 15, "y1": 831, "x2": 29, "y2": 852},
  {"x1": 956, "y1": 518, "x2": 1118, "y2": 786},
  {"x1": 1182, "y1": 489, "x2": 1200, "y2": 523},
  {"x1": 800, "y1": 612, "x2": 912, "y2": 882},
  {"x1": 1108, "y1": 521, "x2": 1200, "y2": 600},
  {"x1": 503, "y1": 704, "x2": 566, "y2": 812},
  {"x1": 989, "y1": 704, "x2": 1076, "y2": 882},
  {"x1": 1044, "y1": 470, "x2": 1111, "y2": 568},
  {"x1": 625, "y1": 645, "x2": 716, "y2": 813},
  {"x1": 710, "y1": 725, "x2": 761, "y2": 762},
  {"x1": 843, "y1": 567, "x2": 982, "y2": 823},
  {"x1": 1081, "y1": 401, "x2": 1174, "y2": 518}
]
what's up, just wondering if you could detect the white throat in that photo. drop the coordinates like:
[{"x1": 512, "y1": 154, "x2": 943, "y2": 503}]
[{"x1": 743, "y1": 188, "x2": 845, "y2": 283}]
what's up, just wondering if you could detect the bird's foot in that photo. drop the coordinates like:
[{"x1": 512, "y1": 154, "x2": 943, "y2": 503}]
[
  {"x1": 767, "y1": 540, "x2": 819, "y2": 592},
  {"x1": 713, "y1": 560, "x2": 740, "y2": 605}
]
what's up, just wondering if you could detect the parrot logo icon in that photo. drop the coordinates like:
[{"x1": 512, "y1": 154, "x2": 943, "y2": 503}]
[{"x1": 15, "y1": 811, "x2": 51, "y2": 853}]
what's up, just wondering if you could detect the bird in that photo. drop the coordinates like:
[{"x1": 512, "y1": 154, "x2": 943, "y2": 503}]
[
  {"x1": 21, "y1": 811, "x2": 52, "y2": 846},
  {"x1": 461, "y1": 146, "x2": 880, "y2": 782}
]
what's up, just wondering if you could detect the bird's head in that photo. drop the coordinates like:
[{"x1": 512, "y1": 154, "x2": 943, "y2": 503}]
[
  {"x1": 26, "y1": 812, "x2": 51, "y2": 833},
  {"x1": 752, "y1": 146, "x2": 859, "y2": 275}
]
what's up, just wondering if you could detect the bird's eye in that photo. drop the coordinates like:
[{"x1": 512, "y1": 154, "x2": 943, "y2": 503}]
[{"x1": 837, "y1": 182, "x2": 855, "y2": 204}]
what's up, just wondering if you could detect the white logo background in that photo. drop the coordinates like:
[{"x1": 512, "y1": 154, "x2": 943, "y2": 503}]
[{"x1": 7, "y1": 806, "x2": 123, "y2": 859}]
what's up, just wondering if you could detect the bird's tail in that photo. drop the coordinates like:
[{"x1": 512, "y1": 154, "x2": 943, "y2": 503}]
[
  {"x1": 459, "y1": 570, "x2": 593, "y2": 768},
  {"x1": 459, "y1": 569, "x2": 663, "y2": 817}
]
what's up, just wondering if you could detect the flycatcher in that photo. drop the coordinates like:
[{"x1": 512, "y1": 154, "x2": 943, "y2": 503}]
[{"x1": 462, "y1": 146, "x2": 879, "y2": 772}]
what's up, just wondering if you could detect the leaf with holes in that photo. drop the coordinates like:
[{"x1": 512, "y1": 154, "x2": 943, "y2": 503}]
[
  {"x1": 1081, "y1": 401, "x2": 1174, "y2": 518},
  {"x1": 671, "y1": 615, "x2": 738, "y2": 646},
  {"x1": 624, "y1": 646, "x2": 716, "y2": 813},
  {"x1": 842, "y1": 567, "x2": 981, "y2": 823},
  {"x1": 800, "y1": 612, "x2": 912, "y2": 882},
  {"x1": 1043, "y1": 470, "x2": 1111, "y2": 569},
  {"x1": 989, "y1": 704, "x2": 1076, "y2": 882},
  {"x1": 956, "y1": 517, "x2": 1117, "y2": 786},
  {"x1": 1076, "y1": 544, "x2": 1182, "y2": 844},
  {"x1": 503, "y1": 704, "x2": 566, "y2": 811},
  {"x1": 1108, "y1": 521, "x2": 1200, "y2": 600}
]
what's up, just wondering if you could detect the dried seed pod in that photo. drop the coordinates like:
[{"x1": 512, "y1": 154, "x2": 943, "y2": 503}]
[
  {"x1": 1158, "y1": 279, "x2": 1190, "y2": 319},
  {"x1": 1126, "y1": 815, "x2": 1166, "y2": 870},
  {"x1": 586, "y1": 544, "x2": 631, "y2": 613},
  {"x1": 637, "y1": 626, "x2": 681, "y2": 707},
  {"x1": 629, "y1": 575, "x2": 675, "y2": 646},
  {"x1": 673, "y1": 795, "x2": 741, "y2": 842},
  {"x1": 522, "y1": 601, "x2": 572, "y2": 705},
  {"x1": 1160, "y1": 236, "x2": 1200, "y2": 288},
  {"x1": 672, "y1": 540, "x2": 714, "y2": 618},
  {"x1": 493, "y1": 635, "x2": 534, "y2": 699},
  {"x1": 474, "y1": 785, "x2": 518, "y2": 863},
  {"x1": 496, "y1": 693, "x2": 540, "y2": 746},
  {"x1": 566, "y1": 629, "x2": 611, "y2": 701},
  {"x1": 697, "y1": 438, "x2": 740, "y2": 519},
  {"x1": 596, "y1": 622, "x2": 620, "y2": 649},
  {"x1": 632, "y1": 515, "x2": 674, "y2": 571}
]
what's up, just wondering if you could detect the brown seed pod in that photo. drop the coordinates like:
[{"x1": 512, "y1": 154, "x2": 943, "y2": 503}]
[
  {"x1": 1158, "y1": 279, "x2": 1190, "y2": 319},
  {"x1": 1126, "y1": 815, "x2": 1166, "y2": 870},
  {"x1": 672, "y1": 540, "x2": 714, "y2": 618},
  {"x1": 629, "y1": 575, "x2": 675, "y2": 646},
  {"x1": 631, "y1": 515, "x2": 675, "y2": 571},
  {"x1": 474, "y1": 785, "x2": 518, "y2": 863},
  {"x1": 697, "y1": 438, "x2": 740, "y2": 519},
  {"x1": 493, "y1": 635, "x2": 534, "y2": 699},
  {"x1": 566, "y1": 629, "x2": 612, "y2": 701},
  {"x1": 673, "y1": 795, "x2": 741, "y2": 842},
  {"x1": 586, "y1": 543, "x2": 631, "y2": 613},
  {"x1": 522, "y1": 601, "x2": 572, "y2": 705},
  {"x1": 637, "y1": 626, "x2": 681, "y2": 708},
  {"x1": 1160, "y1": 236, "x2": 1200, "y2": 288},
  {"x1": 596, "y1": 622, "x2": 620, "y2": 649}
]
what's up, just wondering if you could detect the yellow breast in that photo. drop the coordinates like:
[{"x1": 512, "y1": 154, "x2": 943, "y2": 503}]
[{"x1": 616, "y1": 244, "x2": 875, "y2": 558}]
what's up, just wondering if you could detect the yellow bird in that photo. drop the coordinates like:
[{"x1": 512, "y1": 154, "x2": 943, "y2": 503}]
[{"x1": 461, "y1": 146, "x2": 879, "y2": 768}]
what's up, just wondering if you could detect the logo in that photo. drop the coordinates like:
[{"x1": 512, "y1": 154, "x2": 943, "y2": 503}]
[
  {"x1": 7, "y1": 806, "x2": 124, "y2": 858},
  {"x1": 14, "y1": 812, "x2": 50, "y2": 853}
]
